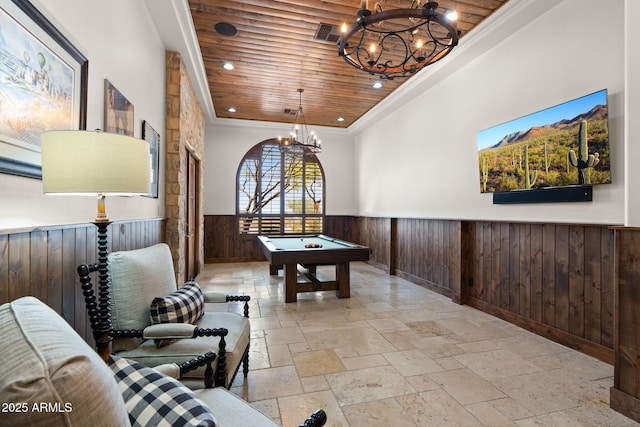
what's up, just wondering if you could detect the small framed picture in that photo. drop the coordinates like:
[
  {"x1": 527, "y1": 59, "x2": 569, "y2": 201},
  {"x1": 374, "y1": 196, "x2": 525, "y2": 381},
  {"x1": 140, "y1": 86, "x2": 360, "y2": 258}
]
[
  {"x1": 104, "y1": 79, "x2": 134, "y2": 136},
  {"x1": 142, "y1": 120, "x2": 160, "y2": 198}
]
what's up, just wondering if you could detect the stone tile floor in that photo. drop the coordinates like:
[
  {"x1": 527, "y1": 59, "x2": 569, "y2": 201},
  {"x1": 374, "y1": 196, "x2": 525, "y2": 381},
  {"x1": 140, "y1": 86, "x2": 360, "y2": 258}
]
[{"x1": 198, "y1": 261, "x2": 638, "y2": 427}]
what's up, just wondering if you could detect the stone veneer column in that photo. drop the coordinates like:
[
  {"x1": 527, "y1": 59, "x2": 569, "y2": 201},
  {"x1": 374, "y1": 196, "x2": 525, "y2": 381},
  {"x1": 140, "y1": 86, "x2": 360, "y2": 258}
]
[{"x1": 165, "y1": 51, "x2": 205, "y2": 283}]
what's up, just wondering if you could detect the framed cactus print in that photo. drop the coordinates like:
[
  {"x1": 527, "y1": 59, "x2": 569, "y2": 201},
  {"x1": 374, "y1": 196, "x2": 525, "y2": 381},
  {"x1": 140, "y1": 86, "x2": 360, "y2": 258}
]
[{"x1": 477, "y1": 89, "x2": 610, "y2": 194}]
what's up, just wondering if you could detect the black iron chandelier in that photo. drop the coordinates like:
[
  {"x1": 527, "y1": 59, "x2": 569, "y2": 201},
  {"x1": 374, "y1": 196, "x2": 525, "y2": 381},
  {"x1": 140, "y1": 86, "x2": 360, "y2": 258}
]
[
  {"x1": 280, "y1": 89, "x2": 321, "y2": 156},
  {"x1": 337, "y1": 0, "x2": 460, "y2": 80}
]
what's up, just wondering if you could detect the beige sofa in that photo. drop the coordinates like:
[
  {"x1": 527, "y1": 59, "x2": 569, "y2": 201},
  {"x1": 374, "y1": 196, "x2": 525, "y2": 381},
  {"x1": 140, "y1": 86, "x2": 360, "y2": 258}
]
[{"x1": 0, "y1": 297, "x2": 326, "y2": 427}]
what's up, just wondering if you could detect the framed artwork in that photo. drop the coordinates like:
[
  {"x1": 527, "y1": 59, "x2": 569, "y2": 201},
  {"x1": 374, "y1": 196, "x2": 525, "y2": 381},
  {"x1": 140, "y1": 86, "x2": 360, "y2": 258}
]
[
  {"x1": 0, "y1": 0, "x2": 88, "y2": 179},
  {"x1": 142, "y1": 120, "x2": 159, "y2": 198},
  {"x1": 104, "y1": 79, "x2": 134, "y2": 136}
]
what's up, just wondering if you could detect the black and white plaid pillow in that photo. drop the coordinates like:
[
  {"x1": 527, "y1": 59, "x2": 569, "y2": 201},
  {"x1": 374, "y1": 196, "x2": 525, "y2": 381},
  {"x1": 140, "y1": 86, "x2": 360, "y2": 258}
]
[
  {"x1": 150, "y1": 281, "x2": 205, "y2": 325},
  {"x1": 108, "y1": 356, "x2": 216, "y2": 426}
]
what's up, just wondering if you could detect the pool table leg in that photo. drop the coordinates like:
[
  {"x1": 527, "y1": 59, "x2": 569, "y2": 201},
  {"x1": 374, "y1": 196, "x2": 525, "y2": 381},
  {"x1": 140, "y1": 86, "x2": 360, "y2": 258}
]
[
  {"x1": 336, "y1": 262, "x2": 350, "y2": 299},
  {"x1": 284, "y1": 263, "x2": 298, "y2": 303},
  {"x1": 269, "y1": 264, "x2": 281, "y2": 275}
]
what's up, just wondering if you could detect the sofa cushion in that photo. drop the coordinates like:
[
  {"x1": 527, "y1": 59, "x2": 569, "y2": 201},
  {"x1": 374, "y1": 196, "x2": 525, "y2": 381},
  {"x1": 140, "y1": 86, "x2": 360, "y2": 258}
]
[
  {"x1": 0, "y1": 297, "x2": 130, "y2": 426},
  {"x1": 108, "y1": 356, "x2": 216, "y2": 426},
  {"x1": 109, "y1": 243, "x2": 178, "y2": 351},
  {"x1": 194, "y1": 387, "x2": 279, "y2": 427}
]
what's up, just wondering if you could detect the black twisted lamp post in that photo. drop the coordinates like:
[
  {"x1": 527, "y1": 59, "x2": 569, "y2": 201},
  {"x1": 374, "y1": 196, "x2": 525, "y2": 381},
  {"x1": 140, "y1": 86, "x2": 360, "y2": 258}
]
[{"x1": 41, "y1": 130, "x2": 150, "y2": 358}]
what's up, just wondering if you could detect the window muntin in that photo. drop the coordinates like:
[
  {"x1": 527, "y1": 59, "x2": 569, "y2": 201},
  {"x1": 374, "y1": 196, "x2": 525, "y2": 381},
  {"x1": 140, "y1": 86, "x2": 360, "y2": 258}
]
[{"x1": 237, "y1": 139, "x2": 324, "y2": 235}]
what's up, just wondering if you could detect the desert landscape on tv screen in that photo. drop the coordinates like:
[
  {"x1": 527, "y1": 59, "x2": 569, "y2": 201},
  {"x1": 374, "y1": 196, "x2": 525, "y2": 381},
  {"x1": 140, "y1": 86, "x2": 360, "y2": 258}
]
[{"x1": 477, "y1": 90, "x2": 610, "y2": 194}]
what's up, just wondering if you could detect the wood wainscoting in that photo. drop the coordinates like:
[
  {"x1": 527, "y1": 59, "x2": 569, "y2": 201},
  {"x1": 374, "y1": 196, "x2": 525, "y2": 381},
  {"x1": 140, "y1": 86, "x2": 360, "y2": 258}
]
[
  {"x1": 463, "y1": 221, "x2": 614, "y2": 363},
  {"x1": 203, "y1": 215, "x2": 615, "y2": 363},
  {"x1": 392, "y1": 218, "x2": 462, "y2": 300},
  {"x1": 205, "y1": 215, "x2": 640, "y2": 416},
  {"x1": 0, "y1": 218, "x2": 165, "y2": 345},
  {"x1": 354, "y1": 217, "x2": 390, "y2": 273},
  {"x1": 203, "y1": 215, "x2": 370, "y2": 263},
  {"x1": 610, "y1": 227, "x2": 640, "y2": 422},
  {"x1": 203, "y1": 215, "x2": 263, "y2": 262},
  {"x1": 381, "y1": 218, "x2": 615, "y2": 363}
]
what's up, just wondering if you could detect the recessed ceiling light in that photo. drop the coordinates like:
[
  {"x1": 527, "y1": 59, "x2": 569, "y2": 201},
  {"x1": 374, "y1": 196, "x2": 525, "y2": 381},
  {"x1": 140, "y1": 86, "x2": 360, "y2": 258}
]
[
  {"x1": 228, "y1": 107, "x2": 236, "y2": 113},
  {"x1": 373, "y1": 81, "x2": 383, "y2": 89},
  {"x1": 223, "y1": 62, "x2": 234, "y2": 70},
  {"x1": 337, "y1": 116, "x2": 345, "y2": 122}
]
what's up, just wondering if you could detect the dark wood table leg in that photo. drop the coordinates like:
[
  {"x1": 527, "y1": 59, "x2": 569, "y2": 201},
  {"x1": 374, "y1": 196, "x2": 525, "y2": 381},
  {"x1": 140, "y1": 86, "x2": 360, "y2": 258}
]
[
  {"x1": 285, "y1": 263, "x2": 298, "y2": 303},
  {"x1": 269, "y1": 264, "x2": 281, "y2": 275},
  {"x1": 336, "y1": 262, "x2": 350, "y2": 299}
]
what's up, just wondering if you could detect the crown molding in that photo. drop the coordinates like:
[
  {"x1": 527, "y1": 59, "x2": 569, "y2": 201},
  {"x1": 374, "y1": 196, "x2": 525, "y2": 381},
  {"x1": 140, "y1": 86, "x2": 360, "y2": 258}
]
[{"x1": 144, "y1": 0, "x2": 216, "y2": 124}]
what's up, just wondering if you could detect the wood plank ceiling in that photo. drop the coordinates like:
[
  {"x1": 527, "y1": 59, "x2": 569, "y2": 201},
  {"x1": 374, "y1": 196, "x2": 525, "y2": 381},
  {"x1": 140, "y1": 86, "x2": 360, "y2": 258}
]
[{"x1": 189, "y1": 0, "x2": 509, "y2": 128}]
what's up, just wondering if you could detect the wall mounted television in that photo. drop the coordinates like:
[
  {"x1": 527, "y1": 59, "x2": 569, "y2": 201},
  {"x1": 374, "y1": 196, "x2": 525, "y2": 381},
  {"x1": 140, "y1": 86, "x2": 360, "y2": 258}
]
[{"x1": 477, "y1": 89, "x2": 610, "y2": 203}]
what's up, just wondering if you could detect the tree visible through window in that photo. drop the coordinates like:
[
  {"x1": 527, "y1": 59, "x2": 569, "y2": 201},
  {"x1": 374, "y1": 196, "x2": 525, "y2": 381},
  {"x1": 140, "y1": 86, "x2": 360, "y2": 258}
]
[{"x1": 237, "y1": 139, "x2": 324, "y2": 235}]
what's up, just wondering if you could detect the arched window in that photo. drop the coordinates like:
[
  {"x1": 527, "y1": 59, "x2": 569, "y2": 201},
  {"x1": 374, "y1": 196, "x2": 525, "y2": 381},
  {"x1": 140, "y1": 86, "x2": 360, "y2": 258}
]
[{"x1": 237, "y1": 138, "x2": 325, "y2": 235}]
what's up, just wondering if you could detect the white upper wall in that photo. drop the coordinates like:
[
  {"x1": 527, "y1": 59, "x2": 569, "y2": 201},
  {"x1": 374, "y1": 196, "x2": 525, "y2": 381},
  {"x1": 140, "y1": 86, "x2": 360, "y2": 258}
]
[
  {"x1": 204, "y1": 119, "x2": 356, "y2": 215},
  {"x1": 353, "y1": 0, "x2": 625, "y2": 224},
  {"x1": 0, "y1": 0, "x2": 166, "y2": 229},
  {"x1": 1, "y1": 0, "x2": 634, "y2": 229}
]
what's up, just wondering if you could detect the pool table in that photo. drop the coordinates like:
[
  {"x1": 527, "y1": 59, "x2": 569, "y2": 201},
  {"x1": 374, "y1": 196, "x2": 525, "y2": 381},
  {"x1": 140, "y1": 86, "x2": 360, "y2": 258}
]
[{"x1": 257, "y1": 234, "x2": 370, "y2": 302}]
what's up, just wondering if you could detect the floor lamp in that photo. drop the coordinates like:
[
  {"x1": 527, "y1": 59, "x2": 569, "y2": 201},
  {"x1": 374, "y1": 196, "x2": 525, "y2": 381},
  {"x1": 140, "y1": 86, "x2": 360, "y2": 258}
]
[{"x1": 40, "y1": 130, "x2": 151, "y2": 359}]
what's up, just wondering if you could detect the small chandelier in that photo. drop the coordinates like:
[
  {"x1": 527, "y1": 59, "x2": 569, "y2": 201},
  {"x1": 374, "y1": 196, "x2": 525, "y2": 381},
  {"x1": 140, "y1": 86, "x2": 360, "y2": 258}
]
[
  {"x1": 337, "y1": 0, "x2": 460, "y2": 80},
  {"x1": 280, "y1": 88, "x2": 321, "y2": 156}
]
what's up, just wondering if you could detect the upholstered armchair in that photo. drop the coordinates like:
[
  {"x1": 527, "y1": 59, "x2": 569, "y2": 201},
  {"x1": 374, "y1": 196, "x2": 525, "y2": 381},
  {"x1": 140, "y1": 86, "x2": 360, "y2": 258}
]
[
  {"x1": 77, "y1": 243, "x2": 250, "y2": 389},
  {"x1": 0, "y1": 297, "x2": 327, "y2": 427}
]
